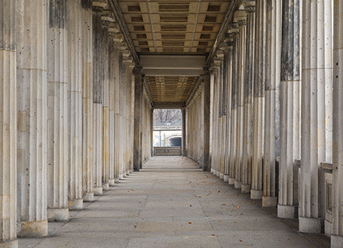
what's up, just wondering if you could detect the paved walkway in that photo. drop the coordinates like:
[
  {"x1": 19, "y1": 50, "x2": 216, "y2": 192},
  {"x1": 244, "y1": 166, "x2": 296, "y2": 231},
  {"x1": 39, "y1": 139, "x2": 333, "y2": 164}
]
[{"x1": 20, "y1": 157, "x2": 330, "y2": 248}]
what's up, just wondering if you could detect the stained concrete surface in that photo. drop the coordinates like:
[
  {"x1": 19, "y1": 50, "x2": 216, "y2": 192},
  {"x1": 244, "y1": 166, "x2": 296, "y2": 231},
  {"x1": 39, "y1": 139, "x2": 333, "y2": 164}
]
[{"x1": 19, "y1": 157, "x2": 330, "y2": 248}]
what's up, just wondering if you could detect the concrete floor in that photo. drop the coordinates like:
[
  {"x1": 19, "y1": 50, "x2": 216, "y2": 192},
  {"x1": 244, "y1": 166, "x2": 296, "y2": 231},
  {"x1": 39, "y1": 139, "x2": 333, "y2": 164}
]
[{"x1": 20, "y1": 156, "x2": 330, "y2": 248}]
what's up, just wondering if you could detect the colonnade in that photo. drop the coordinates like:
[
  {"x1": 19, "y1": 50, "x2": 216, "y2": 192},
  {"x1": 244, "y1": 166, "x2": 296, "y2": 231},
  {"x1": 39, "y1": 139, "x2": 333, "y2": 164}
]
[
  {"x1": 0, "y1": 0, "x2": 152, "y2": 246},
  {"x1": 208, "y1": 0, "x2": 343, "y2": 246}
]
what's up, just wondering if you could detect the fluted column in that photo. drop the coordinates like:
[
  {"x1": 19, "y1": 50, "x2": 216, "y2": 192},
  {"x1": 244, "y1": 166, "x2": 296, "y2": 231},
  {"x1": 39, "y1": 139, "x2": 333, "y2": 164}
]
[
  {"x1": 81, "y1": 0, "x2": 94, "y2": 202},
  {"x1": 92, "y1": 7, "x2": 103, "y2": 195},
  {"x1": 224, "y1": 46, "x2": 233, "y2": 182},
  {"x1": 228, "y1": 30, "x2": 239, "y2": 185},
  {"x1": 133, "y1": 66, "x2": 143, "y2": 171},
  {"x1": 299, "y1": 0, "x2": 333, "y2": 233},
  {"x1": 101, "y1": 21, "x2": 110, "y2": 190},
  {"x1": 332, "y1": 2, "x2": 343, "y2": 246},
  {"x1": 278, "y1": 0, "x2": 301, "y2": 218},
  {"x1": 202, "y1": 69, "x2": 211, "y2": 171},
  {"x1": 182, "y1": 108, "x2": 187, "y2": 156},
  {"x1": 17, "y1": 0, "x2": 48, "y2": 237},
  {"x1": 241, "y1": 3, "x2": 255, "y2": 194},
  {"x1": 251, "y1": 0, "x2": 267, "y2": 200},
  {"x1": 113, "y1": 49, "x2": 121, "y2": 181},
  {"x1": 68, "y1": 0, "x2": 84, "y2": 207},
  {"x1": 108, "y1": 37, "x2": 118, "y2": 186},
  {"x1": 234, "y1": 11, "x2": 247, "y2": 189},
  {"x1": 0, "y1": 1, "x2": 18, "y2": 246},
  {"x1": 47, "y1": 0, "x2": 69, "y2": 221},
  {"x1": 262, "y1": 0, "x2": 282, "y2": 207}
]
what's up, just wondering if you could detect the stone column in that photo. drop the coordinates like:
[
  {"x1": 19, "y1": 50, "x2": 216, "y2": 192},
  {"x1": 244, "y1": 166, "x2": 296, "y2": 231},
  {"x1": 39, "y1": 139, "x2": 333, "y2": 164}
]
[
  {"x1": 234, "y1": 11, "x2": 247, "y2": 189},
  {"x1": 299, "y1": 0, "x2": 333, "y2": 233},
  {"x1": 251, "y1": 0, "x2": 267, "y2": 200},
  {"x1": 92, "y1": 6, "x2": 103, "y2": 195},
  {"x1": 81, "y1": 0, "x2": 94, "y2": 202},
  {"x1": 202, "y1": 69, "x2": 211, "y2": 171},
  {"x1": 17, "y1": 0, "x2": 48, "y2": 237},
  {"x1": 47, "y1": 0, "x2": 69, "y2": 221},
  {"x1": 133, "y1": 66, "x2": 143, "y2": 171},
  {"x1": 0, "y1": 0, "x2": 18, "y2": 246},
  {"x1": 108, "y1": 37, "x2": 117, "y2": 186},
  {"x1": 101, "y1": 21, "x2": 110, "y2": 191},
  {"x1": 224, "y1": 46, "x2": 233, "y2": 182},
  {"x1": 228, "y1": 30, "x2": 239, "y2": 185},
  {"x1": 67, "y1": 0, "x2": 84, "y2": 208},
  {"x1": 278, "y1": 0, "x2": 301, "y2": 218},
  {"x1": 150, "y1": 108, "x2": 154, "y2": 157},
  {"x1": 182, "y1": 107, "x2": 187, "y2": 156},
  {"x1": 241, "y1": 3, "x2": 255, "y2": 194},
  {"x1": 332, "y1": 2, "x2": 343, "y2": 246},
  {"x1": 262, "y1": 0, "x2": 282, "y2": 207},
  {"x1": 113, "y1": 50, "x2": 121, "y2": 181},
  {"x1": 210, "y1": 66, "x2": 219, "y2": 174}
]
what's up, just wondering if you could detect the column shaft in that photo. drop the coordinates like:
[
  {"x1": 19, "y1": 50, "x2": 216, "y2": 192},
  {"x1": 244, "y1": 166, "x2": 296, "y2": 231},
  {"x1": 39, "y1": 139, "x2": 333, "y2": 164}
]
[
  {"x1": 0, "y1": 0, "x2": 18, "y2": 245},
  {"x1": 235, "y1": 18, "x2": 247, "y2": 189},
  {"x1": 101, "y1": 23, "x2": 110, "y2": 190},
  {"x1": 81, "y1": 0, "x2": 94, "y2": 202},
  {"x1": 224, "y1": 48, "x2": 233, "y2": 180},
  {"x1": 133, "y1": 67, "x2": 143, "y2": 171},
  {"x1": 17, "y1": 0, "x2": 48, "y2": 237},
  {"x1": 92, "y1": 8, "x2": 103, "y2": 195},
  {"x1": 241, "y1": 6, "x2": 255, "y2": 194},
  {"x1": 332, "y1": 2, "x2": 343, "y2": 246},
  {"x1": 229, "y1": 33, "x2": 239, "y2": 184},
  {"x1": 299, "y1": 0, "x2": 333, "y2": 233},
  {"x1": 251, "y1": 0, "x2": 267, "y2": 200},
  {"x1": 68, "y1": 0, "x2": 83, "y2": 207},
  {"x1": 278, "y1": 0, "x2": 301, "y2": 218},
  {"x1": 47, "y1": 0, "x2": 69, "y2": 221},
  {"x1": 262, "y1": 0, "x2": 282, "y2": 207},
  {"x1": 202, "y1": 71, "x2": 211, "y2": 171},
  {"x1": 108, "y1": 39, "x2": 117, "y2": 186}
]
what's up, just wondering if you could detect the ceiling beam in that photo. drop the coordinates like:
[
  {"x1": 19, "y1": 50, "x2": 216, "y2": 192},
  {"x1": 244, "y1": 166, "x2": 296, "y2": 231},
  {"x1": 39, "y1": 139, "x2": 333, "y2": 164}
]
[
  {"x1": 108, "y1": 0, "x2": 140, "y2": 65},
  {"x1": 206, "y1": 0, "x2": 239, "y2": 67},
  {"x1": 140, "y1": 55, "x2": 206, "y2": 70},
  {"x1": 143, "y1": 69, "x2": 203, "y2": 77},
  {"x1": 153, "y1": 102, "x2": 186, "y2": 109}
]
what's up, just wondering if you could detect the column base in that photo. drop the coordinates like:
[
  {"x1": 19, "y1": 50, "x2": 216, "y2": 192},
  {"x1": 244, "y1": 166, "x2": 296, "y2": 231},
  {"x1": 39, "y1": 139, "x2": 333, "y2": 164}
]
[
  {"x1": 103, "y1": 183, "x2": 110, "y2": 190},
  {"x1": 93, "y1": 187, "x2": 103, "y2": 195},
  {"x1": 299, "y1": 217, "x2": 324, "y2": 233},
  {"x1": 262, "y1": 196, "x2": 277, "y2": 207},
  {"x1": 115, "y1": 178, "x2": 120, "y2": 183},
  {"x1": 219, "y1": 172, "x2": 224, "y2": 179},
  {"x1": 331, "y1": 235, "x2": 343, "y2": 248},
  {"x1": 19, "y1": 220, "x2": 48, "y2": 237},
  {"x1": 83, "y1": 192, "x2": 95, "y2": 202},
  {"x1": 277, "y1": 204, "x2": 296, "y2": 218},
  {"x1": 241, "y1": 184, "x2": 250, "y2": 194},
  {"x1": 119, "y1": 175, "x2": 124, "y2": 180},
  {"x1": 108, "y1": 179, "x2": 115, "y2": 186},
  {"x1": 48, "y1": 208, "x2": 69, "y2": 221},
  {"x1": 250, "y1": 189, "x2": 262, "y2": 199},
  {"x1": 68, "y1": 198, "x2": 83, "y2": 210},
  {"x1": 228, "y1": 177, "x2": 235, "y2": 185},
  {"x1": 224, "y1": 175, "x2": 229, "y2": 182},
  {"x1": 215, "y1": 171, "x2": 220, "y2": 177},
  {"x1": 210, "y1": 168, "x2": 214, "y2": 174},
  {"x1": 234, "y1": 181, "x2": 242, "y2": 189},
  {"x1": 0, "y1": 239, "x2": 18, "y2": 248}
]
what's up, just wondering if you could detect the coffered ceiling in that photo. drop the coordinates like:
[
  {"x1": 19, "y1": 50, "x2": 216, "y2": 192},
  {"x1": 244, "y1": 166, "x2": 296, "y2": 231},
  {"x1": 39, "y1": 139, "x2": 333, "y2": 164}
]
[{"x1": 113, "y1": 0, "x2": 234, "y2": 106}]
